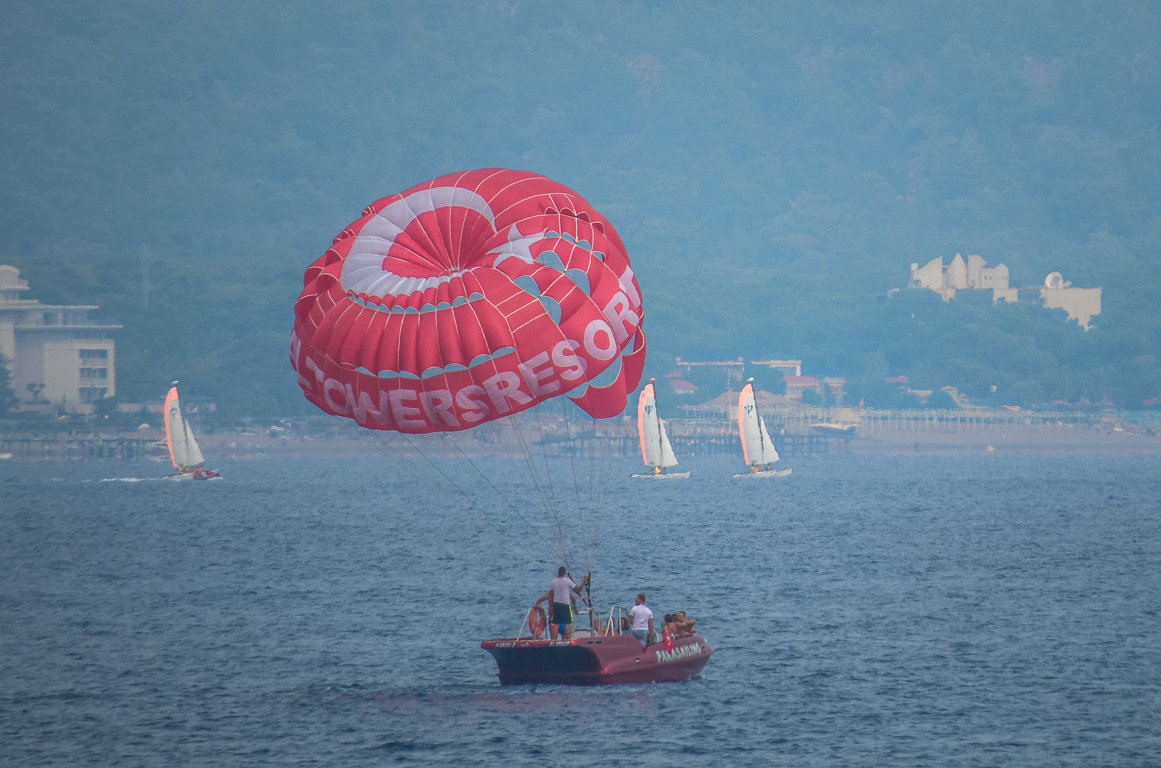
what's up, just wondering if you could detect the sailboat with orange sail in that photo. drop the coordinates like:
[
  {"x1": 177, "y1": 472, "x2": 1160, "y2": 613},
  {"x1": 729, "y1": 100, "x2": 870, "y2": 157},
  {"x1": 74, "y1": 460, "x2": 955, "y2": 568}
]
[
  {"x1": 163, "y1": 383, "x2": 218, "y2": 480},
  {"x1": 733, "y1": 378, "x2": 791, "y2": 479},
  {"x1": 632, "y1": 378, "x2": 690, "y2": 478}
]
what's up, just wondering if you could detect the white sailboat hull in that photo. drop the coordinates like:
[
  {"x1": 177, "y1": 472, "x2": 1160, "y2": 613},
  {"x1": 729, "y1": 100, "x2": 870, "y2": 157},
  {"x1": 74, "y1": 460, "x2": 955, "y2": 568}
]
[
  {"x1": 732, "y1": 468, "x2": 793, "y2": 479},
  {"x1": 631, "y1": 470, "x2": 692, "y2": 479},
  {"x1": 166, "y1": 470, "x2": 221, "y2": 481}
]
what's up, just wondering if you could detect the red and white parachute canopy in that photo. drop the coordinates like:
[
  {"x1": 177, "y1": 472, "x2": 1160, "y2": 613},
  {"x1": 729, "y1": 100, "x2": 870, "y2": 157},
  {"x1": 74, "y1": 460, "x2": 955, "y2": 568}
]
[{"x1": 291, "y1": 168, "x2": 646, "y2": 433}]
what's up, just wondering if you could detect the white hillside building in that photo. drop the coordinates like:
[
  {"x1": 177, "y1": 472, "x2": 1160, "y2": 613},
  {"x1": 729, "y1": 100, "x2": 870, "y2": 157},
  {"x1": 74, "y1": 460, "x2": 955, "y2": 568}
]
[{"x1": 908, "y1": 255, "x2": 1099, "y2": 330}]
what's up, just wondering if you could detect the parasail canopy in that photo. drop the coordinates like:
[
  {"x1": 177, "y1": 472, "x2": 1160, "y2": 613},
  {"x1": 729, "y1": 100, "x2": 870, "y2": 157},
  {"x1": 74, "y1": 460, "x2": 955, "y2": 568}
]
[{"x1": 291, "y1": 168, "x2": 645, "y2": 433}]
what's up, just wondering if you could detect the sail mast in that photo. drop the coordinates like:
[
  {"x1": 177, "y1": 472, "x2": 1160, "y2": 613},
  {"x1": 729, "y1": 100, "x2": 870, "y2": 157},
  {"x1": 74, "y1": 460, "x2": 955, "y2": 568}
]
[
  {"x1": 753, "y1": 381, "x2": 770, "y2": 460},
  {"x1": 752, "y1": 381, "x2": 779, "y2": 465},
  {"x1": 652, "y1": 382, "x2": 666, "y2": 459}
]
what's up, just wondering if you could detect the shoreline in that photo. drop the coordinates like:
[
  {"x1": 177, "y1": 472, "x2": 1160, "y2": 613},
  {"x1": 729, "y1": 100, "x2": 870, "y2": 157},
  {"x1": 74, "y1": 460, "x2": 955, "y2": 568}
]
[
  {"x1": 843, "y1": 422, "x2": 1159, "y2": 456},
  {"x1": 3, "y1": 418, "x2": 1158, "y2": 462}
]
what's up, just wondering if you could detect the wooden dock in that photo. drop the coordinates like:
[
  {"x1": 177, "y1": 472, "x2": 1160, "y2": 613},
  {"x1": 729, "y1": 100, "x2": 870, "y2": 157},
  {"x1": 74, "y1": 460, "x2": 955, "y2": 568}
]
[{"x1": 0, "y1": 434, "x2": 158, "y2": 461}]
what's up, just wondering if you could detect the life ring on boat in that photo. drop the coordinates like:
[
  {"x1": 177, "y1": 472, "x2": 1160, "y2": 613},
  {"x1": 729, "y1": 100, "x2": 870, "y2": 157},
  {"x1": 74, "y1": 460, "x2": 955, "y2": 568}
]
[{"x1": 528, "y1": 606, "x2": 547, "y2": 638}]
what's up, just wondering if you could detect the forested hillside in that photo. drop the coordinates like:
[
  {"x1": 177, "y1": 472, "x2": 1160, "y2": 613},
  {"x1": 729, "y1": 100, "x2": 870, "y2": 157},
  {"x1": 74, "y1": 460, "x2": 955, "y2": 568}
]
[{"x1": 3, "y1": 0, "x2": 1159, "y2": 416}]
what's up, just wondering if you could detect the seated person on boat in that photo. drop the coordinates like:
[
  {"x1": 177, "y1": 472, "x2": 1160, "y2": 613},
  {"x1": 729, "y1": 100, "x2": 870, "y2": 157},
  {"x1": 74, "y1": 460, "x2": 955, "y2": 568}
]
[{"x1": 670, "y1": 610, "x2": 697, "y2": 637}]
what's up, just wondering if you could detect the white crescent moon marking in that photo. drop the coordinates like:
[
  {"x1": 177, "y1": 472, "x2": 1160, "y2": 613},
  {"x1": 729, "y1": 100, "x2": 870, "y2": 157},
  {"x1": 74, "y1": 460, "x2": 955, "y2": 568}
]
[{"x1": 341, "y1": 186, "x2": 496, "y2": 297}]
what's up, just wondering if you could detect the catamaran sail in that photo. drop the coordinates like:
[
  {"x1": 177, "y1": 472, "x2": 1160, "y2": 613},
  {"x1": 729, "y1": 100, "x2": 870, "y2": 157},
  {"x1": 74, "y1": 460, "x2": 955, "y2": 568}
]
[
  {"x1": 633, "y1": 378, "x2": 690, "y2": 478},
  {"x1": 163, "y1": 384, "x2": 216, "y2": 479},
  {"x1": 734, "y1": 379, "x2": 791, "y2": 479}
]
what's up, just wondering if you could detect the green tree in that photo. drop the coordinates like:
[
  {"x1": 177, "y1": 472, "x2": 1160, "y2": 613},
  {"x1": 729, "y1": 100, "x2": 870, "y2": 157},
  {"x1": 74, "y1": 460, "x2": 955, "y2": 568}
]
[{"x1": 0, "y1": 354, "x2": 18, "y2": 416}]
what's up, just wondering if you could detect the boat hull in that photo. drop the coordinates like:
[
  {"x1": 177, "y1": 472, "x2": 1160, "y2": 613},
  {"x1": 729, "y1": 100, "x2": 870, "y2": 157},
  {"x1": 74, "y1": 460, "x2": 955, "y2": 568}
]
[
  {"x1": 811, "y1": 423, "x2": 857, "y2": 436},
  {"x1": 630, "y1": 471, "x2": 691, "y2": 479},
  {"x1": 168, "y1": 469, "x2": 220, "y2": 481},
  {"x1": 733, "y1": 468, "x2": 792, "y2": 479},
  {"x1": 481, "y1": 633, "x2": 713, "y2": 685}
]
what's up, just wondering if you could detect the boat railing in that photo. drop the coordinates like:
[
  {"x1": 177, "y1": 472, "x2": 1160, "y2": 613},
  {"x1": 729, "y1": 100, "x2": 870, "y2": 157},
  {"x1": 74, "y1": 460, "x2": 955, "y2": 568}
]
[
  {"x1": 513, "y1": 604, "x2": 632, "y2": 641},
  {"x1": 515, "y1": 605, "x2": 541, "y2": 641},
  {"x1": 575, "y1": 606, "x2": 629, "y2": 638},
  {"x1": 600, "y1": 606, "x2": 630, "y2": 637}
]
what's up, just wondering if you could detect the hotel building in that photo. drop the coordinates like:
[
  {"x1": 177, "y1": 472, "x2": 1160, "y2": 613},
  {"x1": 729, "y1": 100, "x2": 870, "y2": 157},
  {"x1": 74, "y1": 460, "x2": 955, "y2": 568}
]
[{"x1": 0, "y1": 264, "x2": 120, "y2": 412}]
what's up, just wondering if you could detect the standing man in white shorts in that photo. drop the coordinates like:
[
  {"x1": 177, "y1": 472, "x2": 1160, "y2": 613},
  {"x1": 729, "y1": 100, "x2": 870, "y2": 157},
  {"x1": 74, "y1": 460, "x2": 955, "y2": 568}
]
[{"x1": 628, "y1": 593, "x2": 653, "y2": 645}]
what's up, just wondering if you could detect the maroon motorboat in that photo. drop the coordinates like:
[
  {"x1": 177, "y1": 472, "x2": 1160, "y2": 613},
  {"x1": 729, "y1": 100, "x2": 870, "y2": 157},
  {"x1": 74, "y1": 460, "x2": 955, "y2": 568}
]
[{"x1": 481, "y1": 606, "x2": 713, "y2": 685}]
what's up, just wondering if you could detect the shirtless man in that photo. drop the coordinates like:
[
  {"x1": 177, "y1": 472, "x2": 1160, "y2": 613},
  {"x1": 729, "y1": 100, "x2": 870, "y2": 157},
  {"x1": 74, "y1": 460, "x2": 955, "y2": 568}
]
[{"x1": 673, "y1": 610, "x2": 697, "y2": 636}]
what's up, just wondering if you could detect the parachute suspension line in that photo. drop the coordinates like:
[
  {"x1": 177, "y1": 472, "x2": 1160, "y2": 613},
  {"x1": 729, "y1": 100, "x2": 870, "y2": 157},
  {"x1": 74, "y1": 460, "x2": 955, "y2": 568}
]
[
  {"x1": 478, "y1": 412, "x2": 571, "y2": 571},
  {"x1": 518, "y1": 408, "x2": 574, "y2": 572},
  {"x1": 398, "y1": 432, "x2": 548, "y2": 568},
  {"x1": 558, "y1": 402, "x2": 594, "y2": 577},
  {"x1": 570, "y1": 396, "x2": 623, "y2": 569},
  {"x1": 434, "y1": 430, "x2": 544, "y2": 538}
]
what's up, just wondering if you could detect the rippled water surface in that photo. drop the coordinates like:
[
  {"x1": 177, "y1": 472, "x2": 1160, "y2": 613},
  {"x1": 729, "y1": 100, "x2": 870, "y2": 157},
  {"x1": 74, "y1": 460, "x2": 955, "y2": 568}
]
[{"x1": 2, "y1": 452, "x2": 1160, "y2": 766}]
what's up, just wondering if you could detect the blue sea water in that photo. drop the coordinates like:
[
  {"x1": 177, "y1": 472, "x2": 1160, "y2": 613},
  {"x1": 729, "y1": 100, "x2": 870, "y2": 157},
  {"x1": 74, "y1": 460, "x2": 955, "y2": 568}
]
[{"x1": 2, "y1": 451, "x2": 1160, "y2": 766}]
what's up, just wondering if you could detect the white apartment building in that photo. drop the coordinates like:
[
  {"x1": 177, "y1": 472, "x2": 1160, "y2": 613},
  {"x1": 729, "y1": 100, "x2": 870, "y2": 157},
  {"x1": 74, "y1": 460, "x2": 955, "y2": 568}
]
[{"x1": 0, "y1": 265, "x2": 120, "y2": 412}]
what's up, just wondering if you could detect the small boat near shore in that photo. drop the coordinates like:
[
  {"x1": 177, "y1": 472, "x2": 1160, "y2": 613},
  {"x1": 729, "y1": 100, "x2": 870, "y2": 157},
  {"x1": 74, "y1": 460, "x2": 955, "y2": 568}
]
[
  {"x1": 482, "y1": 605, "x2": 713, "y2": 685},
  {"x1": 811, "y1": 419, "x2": 859, "y2": 436}
]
